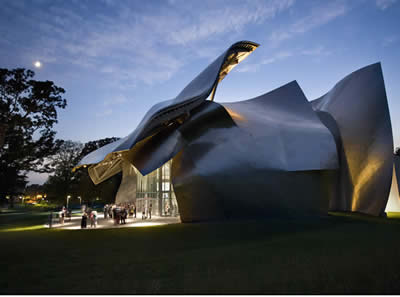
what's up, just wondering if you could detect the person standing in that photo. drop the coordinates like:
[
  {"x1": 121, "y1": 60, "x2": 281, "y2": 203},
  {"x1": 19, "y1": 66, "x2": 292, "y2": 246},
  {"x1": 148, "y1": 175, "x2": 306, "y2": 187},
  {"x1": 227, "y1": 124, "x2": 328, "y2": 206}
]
[
  {"x1": 81, "y1": 212, "x2": 87, "y2": 229},
  {"x1": 89, "y1": 212, "x2": 93, "y2": 228},
  {"x1": 133, "y1": 204, "x2": 137, "y2": 218},
  {"x1": 121, "y1": 208, "x2": 126, "y2": 224},
  {"x1": 90, "y1": 211, "x2": 97, "y2": 228},
  {"x1": 104, "y1": 204, "x2": 108, "y2": 219},
  {"x1": 109, "y1": 205, "x2": 113, "y2": 219},
  {"x1": 59, "y1": 209, "x2": 65, "y2": 225},
  {"x1": 148, "y1": 203, "x2": 152, "y2": 219},
  {"x1": 94, "y1": 211, "x2": 97, "y2": 227},
  {"x1": 113, "y1": 207, "x2": 118, "y2": 225}
]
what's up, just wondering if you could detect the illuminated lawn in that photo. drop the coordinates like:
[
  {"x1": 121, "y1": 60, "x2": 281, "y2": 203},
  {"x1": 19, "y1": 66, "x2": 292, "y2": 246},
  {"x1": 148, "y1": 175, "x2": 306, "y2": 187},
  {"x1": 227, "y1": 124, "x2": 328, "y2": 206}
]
[{"x1": 1, "y1": 210, "x2": 400, "y2": 294}]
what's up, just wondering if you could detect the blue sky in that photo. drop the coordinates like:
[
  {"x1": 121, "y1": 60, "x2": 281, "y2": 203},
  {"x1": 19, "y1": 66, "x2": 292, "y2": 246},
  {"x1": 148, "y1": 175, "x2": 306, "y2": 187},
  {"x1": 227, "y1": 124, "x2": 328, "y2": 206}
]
[{"x1": 1, "y1": 0, "x2": 399, "y2": 183}]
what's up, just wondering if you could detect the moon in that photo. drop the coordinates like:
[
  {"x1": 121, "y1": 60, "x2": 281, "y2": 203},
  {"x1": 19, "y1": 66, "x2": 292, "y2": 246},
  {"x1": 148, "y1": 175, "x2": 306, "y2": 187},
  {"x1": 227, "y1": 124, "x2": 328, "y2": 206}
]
[{"x1": 34, "y1": 61, "x2": 42, "y2": 68}]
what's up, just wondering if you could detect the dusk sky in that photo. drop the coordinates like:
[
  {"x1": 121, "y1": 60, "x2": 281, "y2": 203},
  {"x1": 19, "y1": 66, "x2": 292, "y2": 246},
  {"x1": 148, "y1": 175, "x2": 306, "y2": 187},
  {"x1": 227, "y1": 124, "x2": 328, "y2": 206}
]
[{"x1": 1, "y1": 0, "x2": 399, "y2": 184}]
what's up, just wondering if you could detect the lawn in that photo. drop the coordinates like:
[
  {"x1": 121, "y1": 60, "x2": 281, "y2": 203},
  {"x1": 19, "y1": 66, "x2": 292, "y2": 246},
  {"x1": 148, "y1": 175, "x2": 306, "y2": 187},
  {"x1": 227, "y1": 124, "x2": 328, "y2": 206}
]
[{"x1": 1, "y1": 208, "x2": 400, "y2": 294}]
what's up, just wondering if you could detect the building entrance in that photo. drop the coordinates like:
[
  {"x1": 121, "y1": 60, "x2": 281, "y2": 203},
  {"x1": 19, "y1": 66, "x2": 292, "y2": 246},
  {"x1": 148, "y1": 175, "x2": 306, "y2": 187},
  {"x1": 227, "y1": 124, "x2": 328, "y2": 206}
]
[{"x1": 135, "y1": 160, "x2": 179, "y2": 217}]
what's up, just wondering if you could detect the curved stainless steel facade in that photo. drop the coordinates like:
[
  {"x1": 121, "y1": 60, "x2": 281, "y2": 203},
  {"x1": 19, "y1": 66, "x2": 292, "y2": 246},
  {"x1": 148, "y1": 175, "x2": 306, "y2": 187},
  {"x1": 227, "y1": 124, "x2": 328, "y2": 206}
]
[
  {"x1": 75, "y1": 41, "x2": 259, "y2": 178},
  {"x1": 171, "y1": 82, "x2": 339, "y2": 221},
  {"x1": 312, "y1": 63, "x2": 393, "y2": 216},
  {"x1": 74, "y1": 41, "x2": 395, "y2": 222}
]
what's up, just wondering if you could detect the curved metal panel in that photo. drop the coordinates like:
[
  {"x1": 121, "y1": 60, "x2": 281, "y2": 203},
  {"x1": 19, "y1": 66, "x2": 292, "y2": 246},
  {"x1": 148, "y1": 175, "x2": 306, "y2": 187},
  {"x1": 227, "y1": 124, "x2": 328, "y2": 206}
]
[
  {"x1": 171, "y1": 82, "x2": 339, "y2": 222},
  {"x1": 172, "y1": 150, "x2": 225, "y2": 222},
  {"x1": 311, "y1": 63, "x2": 393, "y2": 216},
  {"x1": 74, "y1": 41, "x2": 258, "y2": 174},
  {"x1": 121, "y1": 123, "x2": 185, "y2": 176},
  {"x1": 220, "y1": 81, "x2": 338, "y2": 171},
  {"x1": 115, "y1": 161, "x2": 137, "y2": 205},
  {"x1": 76, "y1": 137, "x2": 127, "y2": 169},
  {"x1": 88, "y1": 157, "x2": 122, "y2": 185}
]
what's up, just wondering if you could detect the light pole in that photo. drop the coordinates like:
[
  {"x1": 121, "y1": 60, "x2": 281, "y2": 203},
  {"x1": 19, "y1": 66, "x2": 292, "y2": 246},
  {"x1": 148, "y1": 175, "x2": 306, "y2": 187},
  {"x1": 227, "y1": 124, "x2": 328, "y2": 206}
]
[{"x1": 67, "y1": 195, "x2": 71, "y2": 209}]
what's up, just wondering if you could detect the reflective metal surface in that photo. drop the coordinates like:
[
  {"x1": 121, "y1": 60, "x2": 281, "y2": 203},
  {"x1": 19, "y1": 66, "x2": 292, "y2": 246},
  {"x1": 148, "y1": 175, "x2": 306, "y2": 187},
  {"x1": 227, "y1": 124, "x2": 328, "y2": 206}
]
[
  {"x1": 172, "y1": 82, "x2": 338, "y2": 222},
  {"x1": 74, "y1": 41, "x2": 395, "y2": 222},
  {"x1": 88, "y1": 157, "x2": 122, "y2": 185},
  {"x1": 115, "y1": 161, "x2": 137, "y2": 205},
  {"x1": 312, "y1": 63, "x2": 393, "y2": 216},
  {"x1": 74, "y1": 41, "x2": 258, "y2": 177}
]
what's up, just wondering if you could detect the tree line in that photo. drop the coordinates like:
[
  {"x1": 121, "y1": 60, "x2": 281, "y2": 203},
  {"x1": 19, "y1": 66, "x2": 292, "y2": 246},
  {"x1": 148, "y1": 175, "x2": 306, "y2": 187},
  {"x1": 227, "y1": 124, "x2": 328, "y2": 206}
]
[{"x1": 1, "y1": 68, "x2": 121, "y2": 207}]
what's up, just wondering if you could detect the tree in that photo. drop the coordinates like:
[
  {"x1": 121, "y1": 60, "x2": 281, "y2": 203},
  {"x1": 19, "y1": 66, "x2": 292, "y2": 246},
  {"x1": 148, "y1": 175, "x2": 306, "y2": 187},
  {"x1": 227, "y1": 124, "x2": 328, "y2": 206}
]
[
  {"x1": 43, "y1": 137, "x2": 121, "y2": 205},
  {"x1": 43, "y1": 141, "x2": 83, "y2": 202},
  {"x1": 74, "y1": 170, "x2": 122, "y2": 205},
  {"x1": 74, "y1": 137, "x2": 121, "y2": 205},
  {"x1": 0, "y1": 68, "x2": 67, "y2": 197}
]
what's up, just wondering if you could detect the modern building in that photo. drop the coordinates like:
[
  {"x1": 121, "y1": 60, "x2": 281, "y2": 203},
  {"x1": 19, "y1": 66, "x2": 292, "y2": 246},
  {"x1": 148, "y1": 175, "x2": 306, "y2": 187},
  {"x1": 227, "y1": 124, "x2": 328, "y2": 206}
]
[{"x1": 74, "y1": 40, "x2": 400, "y2": 222}]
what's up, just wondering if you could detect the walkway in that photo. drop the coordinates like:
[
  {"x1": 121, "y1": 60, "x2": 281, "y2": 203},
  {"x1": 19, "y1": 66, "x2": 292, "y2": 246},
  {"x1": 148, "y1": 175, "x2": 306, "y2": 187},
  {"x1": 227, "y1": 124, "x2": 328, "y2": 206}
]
[{"x1": 47, "y1": 213, "x2": 181, "y2": 230}]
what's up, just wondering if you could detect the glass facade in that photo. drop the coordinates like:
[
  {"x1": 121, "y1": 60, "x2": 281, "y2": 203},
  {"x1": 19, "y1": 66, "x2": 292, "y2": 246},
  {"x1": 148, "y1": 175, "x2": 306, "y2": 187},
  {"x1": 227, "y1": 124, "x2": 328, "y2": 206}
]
[{"x1": 135, "y1": 160, "x2": 179, "y2": 217}]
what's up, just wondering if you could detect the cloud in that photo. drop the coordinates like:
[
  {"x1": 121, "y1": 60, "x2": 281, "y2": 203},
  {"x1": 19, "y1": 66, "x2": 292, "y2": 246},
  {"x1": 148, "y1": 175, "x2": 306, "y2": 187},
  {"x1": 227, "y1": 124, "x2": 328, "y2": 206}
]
[
  {"x1": 235, "y1": 63, "x2": 261, "y2": 73},
  {"x1": 1, "y1": 0, "x2": 296, "y2": 86},
  {"x1": 269, "y1": 1, "x2": 349, "y2": 45},
  {"x1": 376, "y1": 0, "x2": 397, "y2": 10},
  {"x1": 96, "y1": 109, "x2": 113, "y2": 117},
  {"x1": 262, "y1": 50, "x2": 294, "y2": 65},
  {"x1": 382, "y1": 35, "x2": 398, "y2": 47},
  {"x1": 301, "y1": 45, "x2": 332, "y2": 56},
  {"x1": 166, "y1": 0, "x2": 296, "y2": 45},
  {"x1": 104, "y1": 95, "x2": 128, "y2": 106},
  {"x1": 236, "y1": 45, "x2": 331, "y2": 73}
]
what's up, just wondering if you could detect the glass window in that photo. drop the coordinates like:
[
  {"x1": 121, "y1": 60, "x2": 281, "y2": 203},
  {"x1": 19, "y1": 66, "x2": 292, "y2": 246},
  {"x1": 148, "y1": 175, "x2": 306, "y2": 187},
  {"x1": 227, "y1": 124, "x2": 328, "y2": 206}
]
[
  {"x1": 162, "y1": 182, "x2": 170, "y2": 191},
  {"x1": 134, "y1": 160, "x2": 177, "y2": 217}
]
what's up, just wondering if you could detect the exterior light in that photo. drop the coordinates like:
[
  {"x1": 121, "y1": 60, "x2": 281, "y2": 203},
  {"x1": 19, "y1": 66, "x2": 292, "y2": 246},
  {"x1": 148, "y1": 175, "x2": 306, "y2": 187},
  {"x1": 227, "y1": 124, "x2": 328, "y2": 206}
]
[{"x1": 67, "y1": 195, "x2": 71, "y2": 208}]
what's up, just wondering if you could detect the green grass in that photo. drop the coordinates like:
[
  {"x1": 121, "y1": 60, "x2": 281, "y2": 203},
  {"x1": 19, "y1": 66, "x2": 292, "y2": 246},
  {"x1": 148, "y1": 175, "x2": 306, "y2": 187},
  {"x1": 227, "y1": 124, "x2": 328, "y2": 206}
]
[
  {"x1": 1, "y1": 209, "x2": 400, "y2": 294},
  {"x1": 0, "y1": 208, "x2": 49, "y2": 231}
]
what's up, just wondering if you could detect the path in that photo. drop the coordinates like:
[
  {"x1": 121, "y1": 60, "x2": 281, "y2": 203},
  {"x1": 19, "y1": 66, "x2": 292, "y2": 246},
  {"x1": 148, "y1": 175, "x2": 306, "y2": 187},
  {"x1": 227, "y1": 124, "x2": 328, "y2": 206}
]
[{"x1": 47, "y1": 213, "x2": 181, "y2": 230}]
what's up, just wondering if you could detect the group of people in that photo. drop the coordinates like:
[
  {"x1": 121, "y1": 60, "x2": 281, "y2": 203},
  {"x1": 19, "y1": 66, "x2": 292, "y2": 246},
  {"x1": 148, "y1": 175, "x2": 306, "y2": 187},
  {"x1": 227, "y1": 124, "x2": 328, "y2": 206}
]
[
  {"x1": 49, "y1": 202, "x2": 157, "y2": 229},
  {"x1": 81, "y1": 208, "x2": 98, "y2": 229},
  {"x1": 104, "y1": 203, "x2": 134, "y2": 225},
  {"x1": 103, "y1": 203, "x2": 153, "y2": 225},
  {"x1": 111, "y1": 204, "x2": 129, "y2": 225}
]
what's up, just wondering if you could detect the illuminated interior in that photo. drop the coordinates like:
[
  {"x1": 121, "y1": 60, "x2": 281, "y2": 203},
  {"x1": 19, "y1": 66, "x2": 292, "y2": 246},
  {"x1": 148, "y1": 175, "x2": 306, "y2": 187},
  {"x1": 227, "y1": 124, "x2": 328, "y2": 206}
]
[{"x1": 134, "y1": 160, "x2": 179, "y2": 217}]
